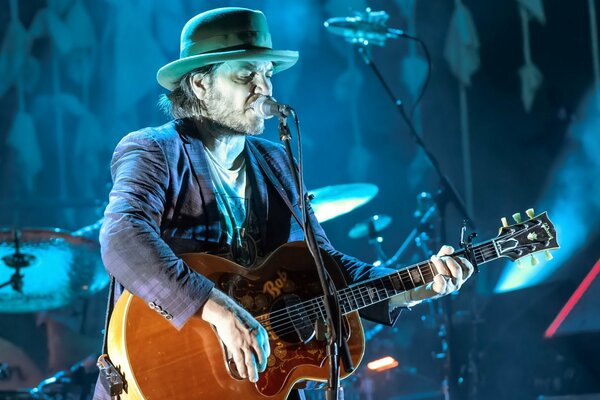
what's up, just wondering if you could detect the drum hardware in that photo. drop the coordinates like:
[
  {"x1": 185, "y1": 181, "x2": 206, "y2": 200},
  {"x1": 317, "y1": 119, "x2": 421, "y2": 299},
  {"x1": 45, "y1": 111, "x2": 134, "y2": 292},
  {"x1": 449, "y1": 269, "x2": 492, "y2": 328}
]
[
  {"x1": 348, "y1": 215, "x2": 392, "y2": 264},
  {"x1": 0, "y1": 230, "x2": 32, "y2": 293},
  {"x1": 15, "y1": 354, "x2": 100, "y2": 400},
  {"x1": 0, "y1": 363, "x2": 11, "y2": 381}
]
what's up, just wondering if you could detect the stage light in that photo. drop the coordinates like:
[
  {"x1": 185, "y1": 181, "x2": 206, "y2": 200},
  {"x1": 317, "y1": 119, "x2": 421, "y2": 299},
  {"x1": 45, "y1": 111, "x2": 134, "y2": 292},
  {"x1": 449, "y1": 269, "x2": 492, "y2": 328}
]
[
  {"x1": 544, "y1": 258, "x2": 600, "y2": 338},
  {"x1": 366, "y1": 356, "x2": 398, "y2": 372},
  {"x1": 495, "y1": 88, "x2": 600, "y2": 293}
]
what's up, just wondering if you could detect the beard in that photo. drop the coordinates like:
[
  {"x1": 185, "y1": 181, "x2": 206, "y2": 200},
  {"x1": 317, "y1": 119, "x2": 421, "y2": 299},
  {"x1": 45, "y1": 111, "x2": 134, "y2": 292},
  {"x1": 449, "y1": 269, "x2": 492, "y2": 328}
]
[{"x1": 202, "y1": 84, "x2": 265, "y2": 136}]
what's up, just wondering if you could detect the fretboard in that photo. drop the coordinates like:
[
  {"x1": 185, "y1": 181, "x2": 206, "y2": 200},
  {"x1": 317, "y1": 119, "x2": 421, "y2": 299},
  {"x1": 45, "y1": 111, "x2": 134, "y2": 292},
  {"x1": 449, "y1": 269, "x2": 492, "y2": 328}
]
[{"x1": 335, "y1": 238, "x2": 500, "y2": 314}]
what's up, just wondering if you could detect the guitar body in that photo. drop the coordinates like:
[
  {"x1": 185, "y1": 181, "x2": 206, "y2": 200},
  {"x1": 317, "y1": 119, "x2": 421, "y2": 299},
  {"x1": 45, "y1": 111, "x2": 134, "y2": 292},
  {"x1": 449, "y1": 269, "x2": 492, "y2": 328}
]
[{"x1": 107, "y1": 242, "x2": 365, "y2": 399}]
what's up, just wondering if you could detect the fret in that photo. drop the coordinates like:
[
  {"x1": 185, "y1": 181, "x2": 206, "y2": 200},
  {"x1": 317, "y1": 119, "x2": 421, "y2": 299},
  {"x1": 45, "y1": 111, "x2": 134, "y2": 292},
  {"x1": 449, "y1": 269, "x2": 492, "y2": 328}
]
[
  {"x1": 365, "y1": 282, "x2": 380, "y2": 304},
  {"x1": 421, "y1": 262, "x2": 434, "y2": 282},
  {"x1": 386, "y1": 275, "x2": 399, "y2": 296},
  {"x1": 396, "y1": 272, "x2": 407, "y2": 292},
  {"x1": 378, "y1": 278, "x2": 389, "y2": 299},
  {"x1": 427, "y1": 260, "x2": 435, "y2": 277},
  {"x1": 314, "y1": 298, "x2": 326, "y2": 320},
  {"x1": 417, "y1": 264, "x2": 426, "y2": 284},
  {"x1": 339, "y1": 288, "x2": 353, "y2": 312},
  {"x1": 357, "y1": 287, "x2": 368, "y2": 308},
  {"x1": 407, "y1": 267, "x2": 416, "y2": 289},
  {"x1": 340, "y1": 292, "x2": 350, "y2": 314},
  {"x1": 364, "y1": 285, "x2": 374, "y2": 303},
  {"x1": 401, "y1": 269, "x2": 413, "y2": 290},
  {"x1": 375, "y1": 279, "x2": 387, "y2": 301},
  {"x1": 353, "y1": 288, "x2": 363, "y2": 309}
]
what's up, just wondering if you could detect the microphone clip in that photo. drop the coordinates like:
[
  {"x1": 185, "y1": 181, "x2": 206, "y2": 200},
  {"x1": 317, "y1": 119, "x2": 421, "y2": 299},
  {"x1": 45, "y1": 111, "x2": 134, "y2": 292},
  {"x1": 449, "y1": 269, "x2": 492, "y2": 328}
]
[{"x1": 278, "y1": 115, "x2": 292, "y2": 142}]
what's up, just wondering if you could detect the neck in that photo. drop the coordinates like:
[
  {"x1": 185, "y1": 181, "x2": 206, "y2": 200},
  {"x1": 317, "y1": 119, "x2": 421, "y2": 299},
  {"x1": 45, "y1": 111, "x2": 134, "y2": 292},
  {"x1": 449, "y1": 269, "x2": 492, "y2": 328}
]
[
  {"x1": 195, "y1": 118, "x2": 246, "y2": 169},
  {"x1": 335, "y1": 239, "x2": 500, "y2": 314}
]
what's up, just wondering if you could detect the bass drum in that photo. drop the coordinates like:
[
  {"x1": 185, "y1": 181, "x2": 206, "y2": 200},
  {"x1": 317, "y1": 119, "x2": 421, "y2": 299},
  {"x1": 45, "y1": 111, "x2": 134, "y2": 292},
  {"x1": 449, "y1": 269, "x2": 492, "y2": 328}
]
[{"x1": 0, "y1": 337, "x2": 44, "y2": 391}]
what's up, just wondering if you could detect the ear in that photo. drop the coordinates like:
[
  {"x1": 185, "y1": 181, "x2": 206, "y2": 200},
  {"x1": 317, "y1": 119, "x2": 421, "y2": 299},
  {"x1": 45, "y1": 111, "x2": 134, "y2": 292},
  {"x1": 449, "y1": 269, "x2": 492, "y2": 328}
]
[{"x1": 190, "y1": 73, "x2": 208, "y2": 101}]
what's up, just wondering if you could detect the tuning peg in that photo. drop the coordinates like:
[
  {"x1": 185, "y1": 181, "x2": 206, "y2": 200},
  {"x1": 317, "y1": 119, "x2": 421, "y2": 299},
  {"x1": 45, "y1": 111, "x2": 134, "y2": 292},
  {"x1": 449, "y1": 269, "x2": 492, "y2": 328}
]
[
  {"x1": 544, "y1": 251, "x2": 554, "y2": 261},
  {"x1": 512, "y1": 213, "x2": 522, "y2": 223},
  {"x1": 526, "y1": 208, "x2": 535, "y2": 219},
  {"x1": 501, "y1": 217, "x2": 509, "y2": 227},
  {"x1": 530, "y1": 255, "x2": 539, "y2": 266}
]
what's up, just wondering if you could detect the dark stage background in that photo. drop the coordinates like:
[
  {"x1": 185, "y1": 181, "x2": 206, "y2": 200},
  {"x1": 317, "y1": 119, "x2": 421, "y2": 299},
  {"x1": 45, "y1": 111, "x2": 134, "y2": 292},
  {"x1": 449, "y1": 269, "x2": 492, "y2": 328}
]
[{"x1": 0, "y1": 0, "x2": 599, "y2": 399}]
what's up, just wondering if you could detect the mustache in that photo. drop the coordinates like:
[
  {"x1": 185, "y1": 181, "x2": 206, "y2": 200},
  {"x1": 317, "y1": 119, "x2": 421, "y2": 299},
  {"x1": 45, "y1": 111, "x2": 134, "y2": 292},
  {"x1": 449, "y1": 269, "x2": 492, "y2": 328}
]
[{"x1": 246, "y1": 94, "x2": 267, "y2": 109}]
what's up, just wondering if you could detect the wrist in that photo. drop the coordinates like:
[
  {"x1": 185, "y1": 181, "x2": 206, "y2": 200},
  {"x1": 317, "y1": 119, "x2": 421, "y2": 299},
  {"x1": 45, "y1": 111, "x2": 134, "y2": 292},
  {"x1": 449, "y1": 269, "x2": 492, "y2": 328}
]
[{"x1": 390, "y1": 290, "x2": 422, "y2": 309}]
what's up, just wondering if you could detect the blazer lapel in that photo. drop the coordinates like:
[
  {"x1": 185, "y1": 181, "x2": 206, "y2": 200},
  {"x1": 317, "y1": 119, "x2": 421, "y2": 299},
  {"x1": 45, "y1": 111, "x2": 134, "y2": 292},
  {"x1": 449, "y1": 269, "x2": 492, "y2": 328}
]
[{"x1": 175, "y1": 119, "x2": 220, "y2": 242}]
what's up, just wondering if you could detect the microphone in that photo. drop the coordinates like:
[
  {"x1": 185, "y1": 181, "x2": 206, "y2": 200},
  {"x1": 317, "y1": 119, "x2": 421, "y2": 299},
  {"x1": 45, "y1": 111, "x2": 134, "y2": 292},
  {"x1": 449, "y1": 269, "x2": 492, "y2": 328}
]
[
  {"x1": 251, "y1": 96, "x2": 293, "y2": 119},
  {"x1": 324, "y1": 9, "x2": 405, "y2": 46}
]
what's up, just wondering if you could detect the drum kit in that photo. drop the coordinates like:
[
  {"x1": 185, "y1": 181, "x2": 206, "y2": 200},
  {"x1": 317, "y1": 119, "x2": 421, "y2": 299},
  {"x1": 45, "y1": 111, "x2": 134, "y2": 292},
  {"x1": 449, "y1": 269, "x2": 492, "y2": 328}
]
[{"x1": 0, "y1": 182, "x2": 419, "y2": 399}]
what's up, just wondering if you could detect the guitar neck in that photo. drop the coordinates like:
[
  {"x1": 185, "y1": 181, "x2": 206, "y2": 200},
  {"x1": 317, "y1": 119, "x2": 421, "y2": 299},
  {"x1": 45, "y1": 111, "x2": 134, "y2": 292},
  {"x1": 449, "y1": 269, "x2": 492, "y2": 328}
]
[{"x1": 337, "y1": 238, "x2": 500, "y2": 314}]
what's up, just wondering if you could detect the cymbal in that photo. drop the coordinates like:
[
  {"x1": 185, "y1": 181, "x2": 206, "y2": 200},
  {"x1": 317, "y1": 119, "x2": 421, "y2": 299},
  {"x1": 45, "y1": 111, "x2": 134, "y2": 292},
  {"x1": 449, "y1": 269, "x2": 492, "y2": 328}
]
[
  {"x1": 309, "y1": 183, "x2": 378, "y2": 223},
  {"x1": 0, "y1": 228, "x2": 108, "y2": 313},
  {"x1": 348, "y1": 214, "x2": 392, "y2": 239}
]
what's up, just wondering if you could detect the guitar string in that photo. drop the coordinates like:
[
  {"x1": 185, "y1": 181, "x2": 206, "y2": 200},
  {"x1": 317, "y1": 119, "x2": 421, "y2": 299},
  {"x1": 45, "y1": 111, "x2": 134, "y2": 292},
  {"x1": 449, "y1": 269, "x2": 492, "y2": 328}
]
[
  {"x1": 255, "y1": 240, "x2": 497, "y2": 326},
  {"x1": 260, "y1": 246, "x2": 497, "y2": 338},
  {"x1": 255, "y1": 241, "x2": 494, "y2": 325},
  {"x1": 262, "y1": 255, "x2": 469, "y2": 337},
  {"x1": 257, "y1": 247, "x2": 495, "y2": 338},
  {"x1": 256, "y1": 242, "x2": 497, "y2": 335},
  {"x1": 259, "y1": 244, "x2": 497, "y2": 336},
  {"x1": 263, "y1": 260, "x2": 475, "y2": 337}
]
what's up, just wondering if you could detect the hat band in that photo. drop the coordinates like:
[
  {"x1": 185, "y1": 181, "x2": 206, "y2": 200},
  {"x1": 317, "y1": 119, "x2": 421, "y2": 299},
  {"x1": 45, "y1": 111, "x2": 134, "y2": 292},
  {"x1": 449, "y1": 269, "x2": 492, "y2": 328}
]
[{"x1": 181, "y1": 30, "x2": 273, "y2": 58}]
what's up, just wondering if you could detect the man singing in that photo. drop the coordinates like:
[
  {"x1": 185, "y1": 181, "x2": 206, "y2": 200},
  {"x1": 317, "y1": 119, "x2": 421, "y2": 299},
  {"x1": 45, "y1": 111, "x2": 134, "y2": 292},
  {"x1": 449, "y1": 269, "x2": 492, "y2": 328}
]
[{"x1": 94, "y1": 7, "x2": 473, "y2": 399}]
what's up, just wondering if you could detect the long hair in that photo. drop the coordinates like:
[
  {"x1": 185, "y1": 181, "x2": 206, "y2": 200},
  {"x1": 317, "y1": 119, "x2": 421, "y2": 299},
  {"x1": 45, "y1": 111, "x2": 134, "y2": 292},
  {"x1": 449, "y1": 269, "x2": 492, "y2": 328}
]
[{"x1": 158, "y1": 63, "x2": 221, "y2": 119}]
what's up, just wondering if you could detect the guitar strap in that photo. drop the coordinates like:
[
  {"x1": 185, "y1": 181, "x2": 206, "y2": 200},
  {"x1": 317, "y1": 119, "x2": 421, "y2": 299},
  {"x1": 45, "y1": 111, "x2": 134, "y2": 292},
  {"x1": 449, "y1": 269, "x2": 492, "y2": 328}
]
[
  {"x1": 97, "y1": 276, "x2": 125, "y2": 396},
  {"x1": 246, "y1": 141, "x2": 303, "y2": 228},
  {"x1": 101, "y1": 276, "x2": 116, "y2": 355}
]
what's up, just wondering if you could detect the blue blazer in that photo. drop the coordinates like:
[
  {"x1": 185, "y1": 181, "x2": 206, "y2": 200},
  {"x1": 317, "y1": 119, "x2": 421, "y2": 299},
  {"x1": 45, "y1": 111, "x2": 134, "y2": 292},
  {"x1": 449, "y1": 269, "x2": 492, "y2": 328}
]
[{"x1": 100, "y1": 118, "x2": 401, "y2": 330}]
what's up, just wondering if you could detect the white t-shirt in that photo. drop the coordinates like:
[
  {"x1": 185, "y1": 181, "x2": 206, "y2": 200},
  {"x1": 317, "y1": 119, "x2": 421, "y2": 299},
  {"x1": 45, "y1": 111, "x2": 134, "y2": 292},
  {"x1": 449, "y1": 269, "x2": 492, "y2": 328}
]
[{"x1": 203, "y1": 145, "x2": 249, "y2": 245}]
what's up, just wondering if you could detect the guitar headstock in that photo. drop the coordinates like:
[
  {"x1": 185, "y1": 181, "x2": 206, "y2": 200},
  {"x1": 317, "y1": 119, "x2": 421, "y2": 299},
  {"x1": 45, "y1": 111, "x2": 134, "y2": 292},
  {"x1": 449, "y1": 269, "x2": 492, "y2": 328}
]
[{"x1": 495, "y1": 209, "x2": 559, "y2": 266}]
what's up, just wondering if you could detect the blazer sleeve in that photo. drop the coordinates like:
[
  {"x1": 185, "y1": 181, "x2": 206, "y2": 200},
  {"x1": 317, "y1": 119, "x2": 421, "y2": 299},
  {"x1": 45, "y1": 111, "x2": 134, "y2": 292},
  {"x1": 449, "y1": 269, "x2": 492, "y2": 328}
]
[
  {"x1": 307, "y1": 203, "x2": 403, "y2": 326},
  {"x1": 100, "y1": 132, "x2": 214, "y2": 330}
]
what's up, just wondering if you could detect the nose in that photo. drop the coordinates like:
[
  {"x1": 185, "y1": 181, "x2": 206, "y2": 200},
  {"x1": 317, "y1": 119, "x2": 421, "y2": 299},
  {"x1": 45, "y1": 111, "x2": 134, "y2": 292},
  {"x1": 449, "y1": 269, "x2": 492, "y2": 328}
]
[{"x1": 252, "y1": 73, "x2": 272, "y2": 96}]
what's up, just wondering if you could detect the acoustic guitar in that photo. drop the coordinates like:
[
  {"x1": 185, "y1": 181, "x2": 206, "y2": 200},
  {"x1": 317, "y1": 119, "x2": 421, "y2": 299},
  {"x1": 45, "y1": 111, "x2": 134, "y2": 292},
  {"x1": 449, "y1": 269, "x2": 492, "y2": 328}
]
[{"x1": 106, "y1": 210, "x2": 558, "y2": 399}]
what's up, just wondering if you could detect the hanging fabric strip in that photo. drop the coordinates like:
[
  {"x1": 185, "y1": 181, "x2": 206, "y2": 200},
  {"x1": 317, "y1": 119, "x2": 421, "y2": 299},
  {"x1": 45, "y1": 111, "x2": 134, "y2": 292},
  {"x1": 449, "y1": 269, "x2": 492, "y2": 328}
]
[
  {"x1": 444, "y1": 0, "x2": 480, "y2": 217},
  {"x1": 517, "y1": 0, "x2": 545, "y2": 112}
]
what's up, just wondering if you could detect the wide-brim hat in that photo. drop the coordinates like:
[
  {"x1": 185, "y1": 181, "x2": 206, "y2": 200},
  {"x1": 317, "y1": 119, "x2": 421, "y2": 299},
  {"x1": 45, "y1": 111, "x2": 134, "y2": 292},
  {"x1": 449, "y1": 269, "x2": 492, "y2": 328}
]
[{"x1": 157, "y1": 7, "x2": 299, "y2": 90}]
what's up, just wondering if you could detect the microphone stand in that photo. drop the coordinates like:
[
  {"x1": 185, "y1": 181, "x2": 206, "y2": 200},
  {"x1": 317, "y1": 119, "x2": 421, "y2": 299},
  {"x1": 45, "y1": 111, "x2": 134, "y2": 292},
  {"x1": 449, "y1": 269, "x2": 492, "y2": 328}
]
[
  {"x1": 356, "y1": 44, "x2": 476, "y2": 399},
  {"x1": 278, "y1": 115, "x2": 353, "y2": 400}
]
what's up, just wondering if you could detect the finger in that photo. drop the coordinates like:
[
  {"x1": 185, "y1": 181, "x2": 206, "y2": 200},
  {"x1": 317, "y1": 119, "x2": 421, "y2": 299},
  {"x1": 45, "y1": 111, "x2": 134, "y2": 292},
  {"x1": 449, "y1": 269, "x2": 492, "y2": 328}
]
[
  {"x1": 250, "y1": 331, "x2": 267, "y2": 372},
  {"x1": 431, "y1": 255, "x2": 451, "y2": 276},
  {"x1": 444, "y1": 276, "x2": 457, "y2": 294},
  {"x1": 258, "y1": 326, "x2": 270, "y2": 363},
  {"x1": 244, "y1": 347, "x2": 259, "y2": 383},
  {"x1": 432, "y1": 274, "x2": 448, "y2": 294},
  {"x1": 442, "y1": 256, "x2": 463, "y2": 289},
  {"x1": 458, "y1": 257, "x2": 475, "y2": 280},
  {"x1": 232, "y1": 349, "x2": 247, "y2": 379},
  {"x1": 436, "y1": 245, "x2": 455, "y2": 257}
]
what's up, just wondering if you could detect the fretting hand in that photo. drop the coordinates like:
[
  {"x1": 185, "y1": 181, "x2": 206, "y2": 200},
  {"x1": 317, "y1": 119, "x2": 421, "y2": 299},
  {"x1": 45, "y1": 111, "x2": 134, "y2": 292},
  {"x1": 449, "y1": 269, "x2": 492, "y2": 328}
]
[{"x1": 390, "y1": 245, "x2": 475, "y2": 308}]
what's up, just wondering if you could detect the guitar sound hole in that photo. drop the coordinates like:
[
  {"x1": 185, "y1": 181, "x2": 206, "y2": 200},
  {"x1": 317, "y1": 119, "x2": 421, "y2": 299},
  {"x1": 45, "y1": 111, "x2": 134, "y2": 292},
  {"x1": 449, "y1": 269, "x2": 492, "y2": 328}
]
[{"x1": 269, "y1": 294, "x2": 316, "y2": 344}]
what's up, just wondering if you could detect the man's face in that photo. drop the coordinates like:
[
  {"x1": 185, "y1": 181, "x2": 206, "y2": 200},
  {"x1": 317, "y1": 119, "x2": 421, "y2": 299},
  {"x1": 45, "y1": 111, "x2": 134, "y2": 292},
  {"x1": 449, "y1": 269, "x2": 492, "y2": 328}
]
[{"x1": 200, "y1": 60, "x2": 274, "y2": 135}]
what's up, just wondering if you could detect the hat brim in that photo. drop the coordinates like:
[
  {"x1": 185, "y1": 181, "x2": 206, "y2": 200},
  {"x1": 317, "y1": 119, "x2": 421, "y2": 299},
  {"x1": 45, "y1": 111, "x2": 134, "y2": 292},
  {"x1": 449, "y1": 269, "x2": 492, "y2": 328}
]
[{"x1": 156, "y1": 48, "x2": 299, "y2": 90}]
